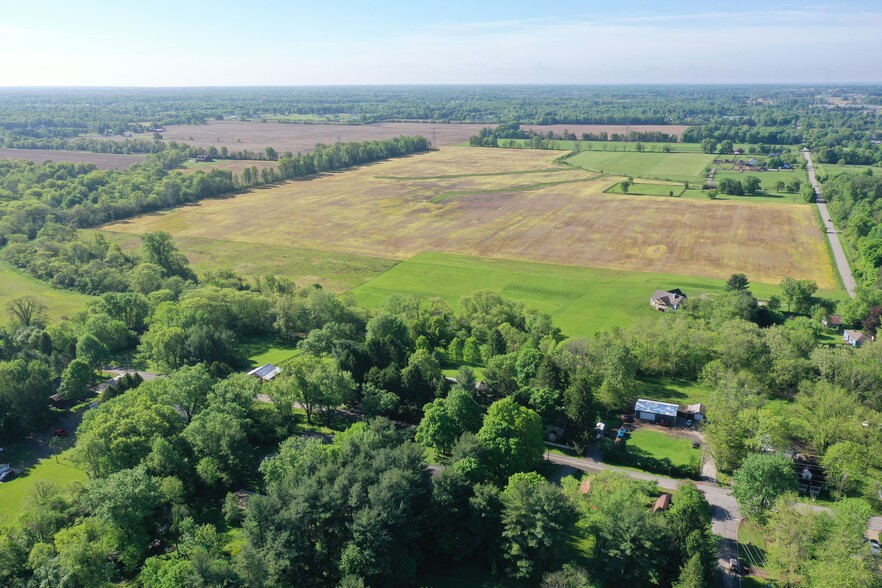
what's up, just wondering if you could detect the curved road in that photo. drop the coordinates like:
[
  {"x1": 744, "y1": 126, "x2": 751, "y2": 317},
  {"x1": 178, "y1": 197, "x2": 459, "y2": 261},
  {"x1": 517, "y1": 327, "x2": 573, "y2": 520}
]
[
  {"x1": 803, "y1": 149, "x2": 857, "y2": 297},
  {"x1": 547, "y1": 452, "x2": 742, "y2": 588}
]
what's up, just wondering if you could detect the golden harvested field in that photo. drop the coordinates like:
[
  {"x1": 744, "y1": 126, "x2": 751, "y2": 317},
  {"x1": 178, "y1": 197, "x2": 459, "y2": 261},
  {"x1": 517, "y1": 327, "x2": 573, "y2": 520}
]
[
  {"x1": 0, "y1": 148, "x2": 145, "y2": 169},
  {"x1": 102, "y1": 147, "x2": 835, "y2": 288}
]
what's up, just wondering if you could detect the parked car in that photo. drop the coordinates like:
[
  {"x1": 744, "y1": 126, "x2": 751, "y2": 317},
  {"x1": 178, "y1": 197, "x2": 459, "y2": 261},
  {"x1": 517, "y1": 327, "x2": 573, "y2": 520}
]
[
  {"x1": 692, "y1": 441, "x2": 701, "y2": 449},
  {"x1": 686, "y1": 418, "x2": 693, "y2": 427},
  {"x1": 53, "y1": 428, "x2": 69, "y2": 437},
  {"x1": 869, "y1": 539, "x2": 881, "y2": 556},
  {"x1": 0, "y1": 468, "x2": 17, "y2": 482},
  {"x1": 729, "y1": 558, "x2": 739, "y2": 574}
]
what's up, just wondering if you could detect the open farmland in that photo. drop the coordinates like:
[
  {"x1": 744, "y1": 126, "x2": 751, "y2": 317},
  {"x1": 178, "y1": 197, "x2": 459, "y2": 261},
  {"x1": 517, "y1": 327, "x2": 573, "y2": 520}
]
[
  {"x1": 97, "y1": 121, "x2": 689, "y2": 155},
  {"x1": 0, "y1": 148, "x2": 145, "y2": 169},
  {"x1": 101, "y1": 146, "x2": 837, "y2": 289},
  {"x1": 567, "y1": 150, "x2": 715, "y2": 182}
]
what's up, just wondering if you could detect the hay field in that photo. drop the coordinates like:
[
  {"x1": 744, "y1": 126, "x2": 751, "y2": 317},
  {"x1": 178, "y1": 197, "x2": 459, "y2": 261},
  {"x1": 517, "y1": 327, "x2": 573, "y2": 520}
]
[
  {"x1": 102, "y1": 147, "x2": 836, "y2": 288},
  {"x1": 0, "y1": 260, "x2": 91, "y2": 323},
  {"x1": 0, "y1": 148, "x2": 145, "y2": 170}
]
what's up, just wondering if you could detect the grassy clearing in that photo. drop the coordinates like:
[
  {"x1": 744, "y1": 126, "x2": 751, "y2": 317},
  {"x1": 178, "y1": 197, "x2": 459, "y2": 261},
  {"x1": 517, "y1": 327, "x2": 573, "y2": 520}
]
[
  {"x1": 566, "y1": 150, "x2": 716, "y2": 182},
  {"x1": 606, "y1": 181, "x2": 686, "y2": 197},
  {"x1": 0, "y1": 449, "x2": 87, "y2": 529},
  {"x1": 815, "y1": 163, "x2": 880, "y2": 178},
  {"x1": 626, "y1": 429, "x2": 698, "y2": 469},
  {"x1": 94, "y1": 231, "x2": 395, "y2": 293},
  {"x1": 0, "y1": 259, "x2": 91, "y2": 322},
  {"x1": 637, "y1": 376, "x2": 711, "y2": 406},
  {"x1": 351, "y1": 252, "x2": 843, "y2": 338},
  {"x1": 240, "y1": 337, "x2": 300, "y2": 367}
]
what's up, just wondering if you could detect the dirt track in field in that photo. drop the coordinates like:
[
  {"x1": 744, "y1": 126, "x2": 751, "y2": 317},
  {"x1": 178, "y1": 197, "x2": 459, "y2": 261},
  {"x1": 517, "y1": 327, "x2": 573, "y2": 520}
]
[
  {"x1": 0, "y1": 148, "x2": 145, "y2": 169},
  {"x1": 101, "y1": 147, "x2": 834, "y2": 288}
]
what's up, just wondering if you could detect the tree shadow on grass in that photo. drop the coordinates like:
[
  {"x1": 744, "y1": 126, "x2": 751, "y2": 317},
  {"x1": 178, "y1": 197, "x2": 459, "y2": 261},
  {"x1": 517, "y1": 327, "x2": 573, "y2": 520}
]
[{"x1": 601, "y1": 437, "x2": 700, "y2": 480}]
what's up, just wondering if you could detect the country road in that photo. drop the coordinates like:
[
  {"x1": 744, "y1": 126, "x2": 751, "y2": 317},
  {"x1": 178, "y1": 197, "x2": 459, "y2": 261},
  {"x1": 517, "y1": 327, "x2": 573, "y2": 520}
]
[
  {"x1": 547, "y1": 452, "x2": 742, "y2": 588},
  {"x1": 803, "y1": 149, "x2": 857, "y2": 297}
]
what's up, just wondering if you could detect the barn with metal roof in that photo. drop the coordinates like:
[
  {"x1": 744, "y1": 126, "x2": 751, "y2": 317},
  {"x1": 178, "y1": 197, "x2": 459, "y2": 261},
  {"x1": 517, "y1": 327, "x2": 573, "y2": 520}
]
[{"x1": 634, "y1": 398, "x2": 679, "y2": 426}]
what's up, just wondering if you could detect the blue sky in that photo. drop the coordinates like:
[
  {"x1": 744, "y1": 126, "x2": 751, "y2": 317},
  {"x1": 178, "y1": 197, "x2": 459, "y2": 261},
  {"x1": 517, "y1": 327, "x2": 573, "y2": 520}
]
[{"x1": 1, "y1": 1, "x2": 881, "y2": 85}]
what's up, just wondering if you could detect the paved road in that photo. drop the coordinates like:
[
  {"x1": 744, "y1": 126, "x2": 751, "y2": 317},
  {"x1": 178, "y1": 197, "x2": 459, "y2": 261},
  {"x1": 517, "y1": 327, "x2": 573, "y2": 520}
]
[
  {"x1": 803, "y1": 149, "x2": 857, "y2": 297},
  {"x1": 547, "y1": 452, "x2": 742, "y2": 588}
]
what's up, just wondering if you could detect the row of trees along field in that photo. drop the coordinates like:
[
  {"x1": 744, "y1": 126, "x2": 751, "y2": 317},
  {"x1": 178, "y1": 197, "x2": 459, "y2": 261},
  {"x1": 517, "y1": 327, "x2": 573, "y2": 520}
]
[{"x1": 0, "y1": 135, "x2": 429, "y2": 242}]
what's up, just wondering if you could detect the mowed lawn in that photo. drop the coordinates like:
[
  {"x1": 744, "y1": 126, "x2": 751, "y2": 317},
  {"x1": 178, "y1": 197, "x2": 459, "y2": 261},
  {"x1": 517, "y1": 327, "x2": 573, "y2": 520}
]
[
  {"x1": 0, "y1": 449, "x2": 87, "y2": 529},
  {"x1": 349, "y1": 252, "x2": 840, "y2": 338},
  {"x1": 627, "y1": 428, "x2": 697, "y2": 469},
  {"x1": 566, "y1": 150, "x2": 715, "y2": 182},
  {"x1": 0, "y1": 259, "x2": 91, "y2": 321},
  {"x1": 100, "y1": 147, "x2": 836, "y2": 288}
]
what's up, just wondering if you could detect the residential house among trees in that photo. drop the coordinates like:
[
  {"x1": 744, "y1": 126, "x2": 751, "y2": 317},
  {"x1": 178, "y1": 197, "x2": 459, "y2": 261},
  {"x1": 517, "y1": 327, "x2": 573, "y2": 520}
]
[
  {"x1": 650, "y1": 288, "x2": 687, "y2": 312},
  {"x1": 843, "y1": 330, "x2": 872, "y2": 347},
  {"x1": 247, "y1": 363, "x2": 282, "y2": 381},
  {"x1": 822, "y1": 314, "x2": 843, "y2": 329}
]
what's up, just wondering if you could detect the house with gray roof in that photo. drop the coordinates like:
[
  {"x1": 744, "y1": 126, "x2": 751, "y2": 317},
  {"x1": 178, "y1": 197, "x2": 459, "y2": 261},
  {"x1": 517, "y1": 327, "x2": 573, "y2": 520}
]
[
  {"x1": 248, "y1": 363, "x2": 282, "y2": 381},
  {"x1": 650, "y1": 288, "x2": 687, "y2": 312}
]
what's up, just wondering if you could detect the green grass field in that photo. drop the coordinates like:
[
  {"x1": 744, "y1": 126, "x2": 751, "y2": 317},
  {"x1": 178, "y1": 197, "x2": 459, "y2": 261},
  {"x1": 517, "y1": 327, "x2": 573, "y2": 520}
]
[
  {"x1": 0, "y1": 259, "x2": 91, "y2": 323},
  {"x1": 0, "y1": 449, "x2": 87, "y2": 529},
  {"x1": 499, "y1": 139, "x2": 756, "y2": 154},
  {"x1": 606, "y1": 181, "x2": 686, "y2": 196},
  {"x1": 815, "y1": 163, "x2": 880, "y2": 178},
  {"x1": 626, "y1": 429, "x2": 697, "y2": 469},
  {"x1": 566, "y1": 150, "x2": 715, "y2": 182},
  {"x1": 240, "y1": 337, "x2": 300, "y2": 367},
  {"x1": 350, "y1": 252, "x2": 842, "y2": 339},
  {"x1": 95, "y1": 231, "x2": 396, "y2": 293},
  {"x1": 637, "y1": 377, "x2": 711, "y2": 406}
]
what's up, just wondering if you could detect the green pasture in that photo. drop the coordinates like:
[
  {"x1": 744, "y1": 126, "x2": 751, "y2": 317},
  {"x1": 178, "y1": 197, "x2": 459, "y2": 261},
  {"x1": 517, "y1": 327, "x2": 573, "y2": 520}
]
[
  {"x1": 240, "y1": 337, "x2": 300, "y2": 367},
  {"x1": 605, "y1": 181, "x2": 686, "y2": 196},
  {"x1": 626, "y1": 429, "x2": 697, "y2": 469},
  {"x1": 565, "y1": 150, "x2": 715, "y2": 182},
  {"x1": 349, "y1": 252, "x2": 832, "y2": 339},
  {"x1": 498, "y1": 139, "x2": 764, "y2": 155},
  {"x1": 815, "y1": 162, "x2": 880, "y2": 178},
  {"x1": 0, "y1": 259, "x2": 91, "y2": 323}
]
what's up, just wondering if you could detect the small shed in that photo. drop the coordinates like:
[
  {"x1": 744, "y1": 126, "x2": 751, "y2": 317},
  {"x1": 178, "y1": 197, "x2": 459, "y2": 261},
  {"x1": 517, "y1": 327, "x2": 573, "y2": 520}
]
[
  {"x1": 248, "y1": 363, "x2": 282, "y2": 381},
  {"x1": 822, "y1": 315, "x2": 843, "y2": 329},
  {"x1": 652, "y1": 493, "x2": 672, "y2": 513},
  {"x1": 844, "y1": 330, "x2": 871, "y2": 348},
  {"x1": 635, "y1": 398, "x2": 679, "y2": 426},
  {"x1": 680, "y1": 403, "x2": 706, "y2": 422}
]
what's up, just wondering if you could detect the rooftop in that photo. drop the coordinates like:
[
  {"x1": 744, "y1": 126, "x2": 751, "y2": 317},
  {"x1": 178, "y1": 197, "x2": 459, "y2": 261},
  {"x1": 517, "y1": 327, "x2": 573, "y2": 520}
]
[{"x1": 635, "y1": 398, "x2": 680, "y2": 417}]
